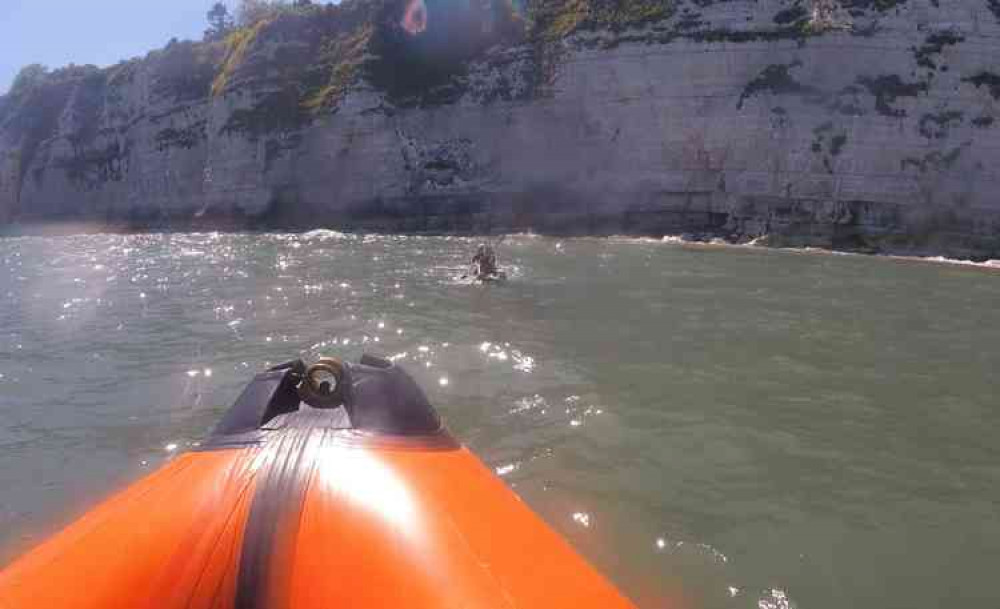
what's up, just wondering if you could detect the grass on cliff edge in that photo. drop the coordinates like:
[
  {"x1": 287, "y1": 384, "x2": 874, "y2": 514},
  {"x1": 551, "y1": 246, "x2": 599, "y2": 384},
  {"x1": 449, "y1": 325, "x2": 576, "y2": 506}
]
[
  {"x1": 210, "y1": 0, "x2": 525, "y2": 122},
  {"x1": 212, "y1": 19, "x2": 272, "y2": 97},
  {"x1": 209, "y1": 0, "x2": 678, "y2": 105},
  {"x1": 527, "y1": 0, "x2": 675, "y2": 39}
]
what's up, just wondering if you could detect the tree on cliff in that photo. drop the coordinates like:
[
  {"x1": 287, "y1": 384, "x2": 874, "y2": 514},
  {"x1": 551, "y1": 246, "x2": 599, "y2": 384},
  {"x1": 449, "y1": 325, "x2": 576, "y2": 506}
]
[
  {"x1": 237, "y1": 0, "x2": 286, "y2": 26},
  {"x1": 10, "y1": 64, "x2": 50, "y2": 97},
  {"x1": 231, "y1": 0, "x2": 322, "y2": 26},
  {"x1": 205, "y1": 2, "x2": 235, "y2": 41}
]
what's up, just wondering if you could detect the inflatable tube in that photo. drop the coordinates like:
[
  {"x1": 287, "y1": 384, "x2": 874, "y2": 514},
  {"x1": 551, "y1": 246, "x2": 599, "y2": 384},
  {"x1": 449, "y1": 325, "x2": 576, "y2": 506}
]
[{"x1": 0, "y1": 355, "x2": 636, "y2": 608}]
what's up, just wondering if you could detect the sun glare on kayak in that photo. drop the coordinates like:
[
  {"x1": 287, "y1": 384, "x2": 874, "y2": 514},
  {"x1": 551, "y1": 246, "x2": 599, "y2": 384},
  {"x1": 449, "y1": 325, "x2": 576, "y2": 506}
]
[{"x1": 316, "y1": 446, "x2": 419, "y2": 534}]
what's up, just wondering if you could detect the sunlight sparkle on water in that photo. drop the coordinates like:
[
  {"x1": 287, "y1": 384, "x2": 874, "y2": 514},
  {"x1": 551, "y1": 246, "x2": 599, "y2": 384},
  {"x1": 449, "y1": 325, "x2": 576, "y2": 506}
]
[
  {"x1": 758, "y1": 588, "x2": 793, "y2": 609},
  {"x1": 513, "y1": 353, "x2": 535, "y2": 372},
  {"x1": 7, "y1": 232, "x2": 989, "y2": 609},
  {"x1": 496, "y1": 463, "x2": 519, "y2": 477}
]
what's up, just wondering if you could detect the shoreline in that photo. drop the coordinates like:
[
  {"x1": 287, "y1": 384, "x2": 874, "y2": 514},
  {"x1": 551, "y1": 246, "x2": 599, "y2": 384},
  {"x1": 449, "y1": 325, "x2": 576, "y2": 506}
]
[
  {"x1": 2, "y1": 221, "x2": 999, "y2": 273},
  {"x1": 650, "y1": 235, "x2": 1000, "y2": 272}
]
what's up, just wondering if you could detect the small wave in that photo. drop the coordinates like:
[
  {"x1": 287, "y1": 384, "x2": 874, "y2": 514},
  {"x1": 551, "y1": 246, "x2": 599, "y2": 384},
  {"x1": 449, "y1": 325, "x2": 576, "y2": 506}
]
[
  {"x1": 770, "y1": 246, "x2": 1000, "y2": 270},
  {"x1": 606, "y1": 234, "x2": 738, "y2": 247},
  {"x1": 606, "y1": 233, "x2": 1000, "y2": 271},
  {"x1": 301, "y1": 229, "x2": 348, "y2": 241},
  {"x1": 897, "y1": 255, "x2": 1000, "y2": 269}
]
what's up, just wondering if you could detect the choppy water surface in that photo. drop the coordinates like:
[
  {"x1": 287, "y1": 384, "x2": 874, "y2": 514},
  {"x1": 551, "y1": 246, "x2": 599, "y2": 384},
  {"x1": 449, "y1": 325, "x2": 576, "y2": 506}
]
[{"x1": 2, "y1": 232, "x2": 999, "y2": 608}]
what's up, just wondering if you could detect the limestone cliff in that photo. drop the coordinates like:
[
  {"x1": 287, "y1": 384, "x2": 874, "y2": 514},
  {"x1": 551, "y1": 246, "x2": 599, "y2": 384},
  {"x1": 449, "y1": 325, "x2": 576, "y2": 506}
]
[{"x1": 1, "y1": 0, "x2": 999, "y2": 258}]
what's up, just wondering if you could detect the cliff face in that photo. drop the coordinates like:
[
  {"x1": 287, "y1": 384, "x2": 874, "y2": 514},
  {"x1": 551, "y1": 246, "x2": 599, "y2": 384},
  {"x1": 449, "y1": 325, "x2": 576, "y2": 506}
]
[{"x1": 1, "y1": 0, "x2": 999, "y2": 258}]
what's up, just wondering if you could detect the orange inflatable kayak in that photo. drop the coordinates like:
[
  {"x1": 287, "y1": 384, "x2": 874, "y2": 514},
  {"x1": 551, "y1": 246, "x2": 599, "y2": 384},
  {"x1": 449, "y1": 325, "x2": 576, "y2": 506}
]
[{"x1": 0, "y1": 355, "x2": 636, "y2": 608}]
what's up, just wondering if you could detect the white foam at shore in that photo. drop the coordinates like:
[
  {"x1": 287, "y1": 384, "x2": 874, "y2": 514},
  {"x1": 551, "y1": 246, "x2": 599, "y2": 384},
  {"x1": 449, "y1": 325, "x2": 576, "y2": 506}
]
[{"x1": 586, "y1": 233, "x2": 1000, "y2": 271}]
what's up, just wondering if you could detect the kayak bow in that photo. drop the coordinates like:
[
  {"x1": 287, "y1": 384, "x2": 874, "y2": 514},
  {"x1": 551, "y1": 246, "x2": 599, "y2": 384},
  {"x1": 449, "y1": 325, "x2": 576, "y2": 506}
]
[{"x1": 0, "y1": 355, "x2": 635, "y2": 608}]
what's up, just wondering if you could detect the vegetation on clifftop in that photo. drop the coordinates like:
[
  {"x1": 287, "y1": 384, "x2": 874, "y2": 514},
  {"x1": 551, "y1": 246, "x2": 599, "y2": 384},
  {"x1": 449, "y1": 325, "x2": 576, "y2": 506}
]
[
  {"x1": 5, "y1": 0, "x2": 924, "y2": 138},
  {"x1": 0, "y1": 0, "x2": 983, "y2": 151},
  {"x1": 153, "y1": 39, "x2": 225, "y2": 104},
  {"x1": 525, "y1": 0, "x2": 675, "y2": 39},
  {"x1": 209, "y1": 0, "x2": 528, "y2": 136},
  {"x1": 0, "y1": 0, "x2": 690, "y2": 147},
  {"x1": 0, "y1": 64, "x2": 105, "y2": 183}
]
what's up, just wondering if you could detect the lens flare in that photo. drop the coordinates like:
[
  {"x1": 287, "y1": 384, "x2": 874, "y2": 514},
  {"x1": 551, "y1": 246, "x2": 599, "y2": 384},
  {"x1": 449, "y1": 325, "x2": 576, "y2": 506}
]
[{"x1": 402, "y1": 0, "x2": 428, "y2": 35}]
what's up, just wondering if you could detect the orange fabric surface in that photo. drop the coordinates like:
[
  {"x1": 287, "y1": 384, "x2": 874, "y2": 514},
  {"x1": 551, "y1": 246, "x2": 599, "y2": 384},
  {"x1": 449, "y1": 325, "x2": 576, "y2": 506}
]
[
  {"x1": 0, "y1": 450, "x2": 258, "y2": 609},
  {"x1": 0, "y1": 440, "x2": 639, "y2": 608},
  {"x1": 282, "y1": 444, "x2": 635, "y2": 608}
]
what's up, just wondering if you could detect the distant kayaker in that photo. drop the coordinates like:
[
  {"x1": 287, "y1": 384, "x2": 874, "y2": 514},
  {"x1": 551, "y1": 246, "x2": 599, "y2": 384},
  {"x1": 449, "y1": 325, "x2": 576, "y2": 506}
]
[{"x1": 470, "y1": 242, "x2": 499, "y2": 279}]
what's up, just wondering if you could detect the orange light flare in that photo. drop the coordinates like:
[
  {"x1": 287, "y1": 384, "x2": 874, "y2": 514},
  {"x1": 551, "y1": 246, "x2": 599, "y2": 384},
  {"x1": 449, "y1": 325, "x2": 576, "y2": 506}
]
[{"x1": 401, "y1": 0, "x2": 428, "y2": 35}]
